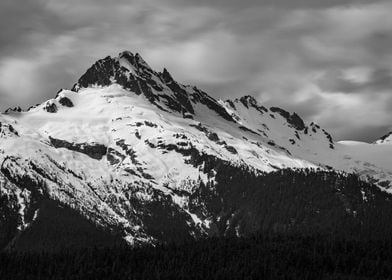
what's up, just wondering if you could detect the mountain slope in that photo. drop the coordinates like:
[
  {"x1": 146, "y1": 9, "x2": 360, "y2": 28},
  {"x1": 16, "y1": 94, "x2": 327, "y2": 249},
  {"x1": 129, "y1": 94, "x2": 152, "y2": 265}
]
[
  {"x1": 1, "y1": 51, "x2": 392, "y2": 250},
  {"x1": 375, "y1": 131, "x2": 392, "y2": 144}
]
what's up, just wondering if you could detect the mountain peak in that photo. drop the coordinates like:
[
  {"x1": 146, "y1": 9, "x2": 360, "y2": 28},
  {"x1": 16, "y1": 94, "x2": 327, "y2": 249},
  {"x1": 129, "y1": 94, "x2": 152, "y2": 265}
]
[
  {"x1": 118, "y1": 51, "x2": 151, "y2": 70},
  {"x1": 161, "y1": 67, "x2": 174, "y2": 84},
  {"x1": 3, "y1": 51, "x2": 392, "y2": 252},
  {"x1": 72, "y1": 51, "x2": 157, "y2": 94},
  {"x1": 71, "y1": 51, "x2": 198, "y2": 116}
]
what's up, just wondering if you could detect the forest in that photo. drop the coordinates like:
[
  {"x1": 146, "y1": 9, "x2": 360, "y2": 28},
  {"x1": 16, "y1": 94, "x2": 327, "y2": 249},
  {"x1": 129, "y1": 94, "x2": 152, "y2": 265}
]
[
  {"x1": 1, "y1": 234, "x2": 392, "y2": 279},
  {"x1": 2, "y1": 168, "x2": 392, "y2": 279}
]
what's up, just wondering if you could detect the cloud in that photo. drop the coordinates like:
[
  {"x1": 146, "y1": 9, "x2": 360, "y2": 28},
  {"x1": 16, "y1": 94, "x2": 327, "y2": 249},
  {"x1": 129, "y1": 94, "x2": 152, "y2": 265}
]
[
  {"x1": 0, "y1": 32, "x2": 79, "y2": 109},
  {"x1": 1, "y1": 0, "x2": 392, "y2": 141},
  {"x1": 164, "y1": 0, "x2": 387, "y2": 10},
  {"x1": 317, "y1": 67, "x2": 392, "y2": 94}
]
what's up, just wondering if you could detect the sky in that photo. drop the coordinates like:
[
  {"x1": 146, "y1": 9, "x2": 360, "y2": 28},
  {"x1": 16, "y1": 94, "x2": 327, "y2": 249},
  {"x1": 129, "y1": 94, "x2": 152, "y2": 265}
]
[{"x1": 1, "y1": 0, "x2": 392, "y2": 141}]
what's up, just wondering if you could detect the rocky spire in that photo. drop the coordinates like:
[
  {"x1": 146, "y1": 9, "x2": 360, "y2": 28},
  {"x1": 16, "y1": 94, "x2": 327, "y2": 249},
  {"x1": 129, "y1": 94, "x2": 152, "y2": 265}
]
[
  {"x1": 161, "y1": 68, "x2": 175, "y2": 84},
  {"x1": 118, "y1": 51, "x2": 151, "y2": 71}
]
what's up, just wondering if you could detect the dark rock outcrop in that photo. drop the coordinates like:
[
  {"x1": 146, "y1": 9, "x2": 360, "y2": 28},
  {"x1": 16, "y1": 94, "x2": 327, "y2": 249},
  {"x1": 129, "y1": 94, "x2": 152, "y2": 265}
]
[
  {"x1": 73, "y1": 52, "x2": 198, "y2": 117},
  {"x1": 376, "y1": 132, "x2": 392, "y2": 143},
  {"x1": 43, "y1": 102, "x2": 57, "y2": 113},
  {"x1": 225, "y1": 145, "x2": 238, "y2": 154},
  {"x1": 58, "y1": 97, "x2": 74, "y2": 107},
  {"x1": 238, "y1": 96, "x2": 268, "y2": 114},
  {"x1": 49, "y1": 136, "x2": 107, "y2": 160},
  {"x1": 322, "y1": 129, "x2": 334, "y2": 149},
  {"x1": 239, "y1": 126, "x2": 261, "y2": 136},
  {"x1": 159, "y1": 69, "x2": 195, "y2": 115},
  {"x1": 270, "y1": 107, "x2": 305, "y2": 130},
  {"x1": 191, "y1": 88, "x2": 236, "y2": 122},
  {"x1": 4, "y1": 107, "x2": 22, "y2": 114}
]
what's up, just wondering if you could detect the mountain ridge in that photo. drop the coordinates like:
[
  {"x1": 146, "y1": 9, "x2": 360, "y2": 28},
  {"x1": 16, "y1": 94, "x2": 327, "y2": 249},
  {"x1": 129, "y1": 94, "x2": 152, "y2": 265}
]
[{"x1": 1, "y1": 50, "x2": 392, "y2": 251}]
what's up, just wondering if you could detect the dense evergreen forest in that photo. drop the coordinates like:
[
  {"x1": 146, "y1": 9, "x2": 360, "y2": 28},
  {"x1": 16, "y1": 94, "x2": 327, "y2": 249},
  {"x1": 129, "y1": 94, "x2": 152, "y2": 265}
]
[
  {"x1": 2, "y1": 169, "x2": 392, "y2": 279},
  {"x1": 189, "y1": 166, "x2": 392, "y2": 241},
  {"x1": 2, "y1": 234, "x2": 392, "y2": 279}
]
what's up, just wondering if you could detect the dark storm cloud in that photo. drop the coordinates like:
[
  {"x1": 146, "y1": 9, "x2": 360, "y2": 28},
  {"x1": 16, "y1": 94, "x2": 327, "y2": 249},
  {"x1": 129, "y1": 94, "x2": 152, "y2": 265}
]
[
  {"x1": 366, "y1": 31, "x2": 392, "y2": 57},
  {"x1": 347, "y1": 125, "x2": 392, "y2": 142},
  {"x1": 165, "y1": 0, "x2": 383, "y2": 10},
  {"x1": 0, "y1": 0, "x2": 79, "y2": 56},
  {"x1": 1, "y1": 0, "x2": 392, "y2": 142},
  {"x1": 318, "y1": 68, "x2": 392, "y2": 93}
]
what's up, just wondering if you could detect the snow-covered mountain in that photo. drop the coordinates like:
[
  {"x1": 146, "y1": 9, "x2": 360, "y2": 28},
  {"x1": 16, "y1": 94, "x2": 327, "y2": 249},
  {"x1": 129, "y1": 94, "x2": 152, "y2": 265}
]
[
  {"x1": 1, "y1": 51, "x2": 392, "y2": 251},
  {"x1": 375, "y1": 131, "x2": 392, "y2": 144}
]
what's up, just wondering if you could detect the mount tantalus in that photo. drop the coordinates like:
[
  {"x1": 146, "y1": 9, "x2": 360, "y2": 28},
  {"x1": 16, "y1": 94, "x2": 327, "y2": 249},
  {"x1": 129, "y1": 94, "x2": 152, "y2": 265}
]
[{"x1": 1, "y1": 51, "x2": 392, "y2": 251}]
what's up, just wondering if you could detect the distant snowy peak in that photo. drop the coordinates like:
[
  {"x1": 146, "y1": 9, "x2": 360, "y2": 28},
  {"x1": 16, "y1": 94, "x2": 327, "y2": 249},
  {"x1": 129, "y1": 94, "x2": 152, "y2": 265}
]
[{"x1": 374, "y1": 131, "x2": 392, "y2": 144}]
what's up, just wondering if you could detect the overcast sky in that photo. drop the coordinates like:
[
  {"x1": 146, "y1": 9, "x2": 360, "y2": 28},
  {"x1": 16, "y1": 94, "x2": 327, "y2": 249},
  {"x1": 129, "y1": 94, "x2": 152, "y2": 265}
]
[{"x1": 1, "y1": 0, "x2": 392, "y2": 141}]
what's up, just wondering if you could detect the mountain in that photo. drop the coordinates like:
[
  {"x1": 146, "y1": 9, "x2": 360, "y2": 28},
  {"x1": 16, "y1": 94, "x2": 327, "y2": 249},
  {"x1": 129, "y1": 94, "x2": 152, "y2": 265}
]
[
  {"x1": 375, "y1": 131, "x2": 392, "y2": 144},
  {"x1": 1, "y1": 51, "x2": 392, "y2": 251}
]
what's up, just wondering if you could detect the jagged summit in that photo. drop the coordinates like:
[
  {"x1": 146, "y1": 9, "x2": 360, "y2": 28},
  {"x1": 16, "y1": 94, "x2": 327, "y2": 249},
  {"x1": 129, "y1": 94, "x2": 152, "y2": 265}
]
[
  {"x1": 69, "y1": 51, "x2": 312, "y2": 134},
  {"x1": 71, "y1": 51, "x2": 239, "y2": 121},
  {"x1": 161, "y1": 67, "x2": 175, "y2": 84},
  {"x1": 72, "y1": 51, "x2": 155, "y2": 91},
  {"x1": 118, "y1": 51, "x2": 152, "y2": 71}
]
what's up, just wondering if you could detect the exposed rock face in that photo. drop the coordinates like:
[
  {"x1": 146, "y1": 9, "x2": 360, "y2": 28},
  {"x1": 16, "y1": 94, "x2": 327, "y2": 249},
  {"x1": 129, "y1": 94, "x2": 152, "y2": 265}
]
[
  {"x1": 192, "y1": 88, "x2": 236, "y2": 122},
  {"x1": 72, "y1": 52, "x2": 195, "y2": 116},
  {"x1": 0, "y1": 122, "x2": 19, "y2": 137},
  {"x1": 43, "y1": 102, "x2": 57, "y2": 113},
  {"x1": 375, "y1": 131, "x2": 392, "y2": 144},
  {"x1": 270, "y1": 107, "x2": 305, "y2": 131},
  {"x1": 238, "y1": 96, "x2": 268, "y2": 114},
  {"x1": 4, "y1": 107, "x2": 22, "y2": 114},
  {"x1": 49, "y1": 137, "x2": 107, "y2": 160},
  {"x1": 58, "y1": 97, "x2": 74, "y2": 107},
  {"x1": 72, "y1": 52, "x2": 237, "y2": 122},
  {"x1": 159, "y1": 68, "x2": 195, "y2": 115},
  {"x1": 323, "y1": 129, "x2": 335, "y2": 149}
]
